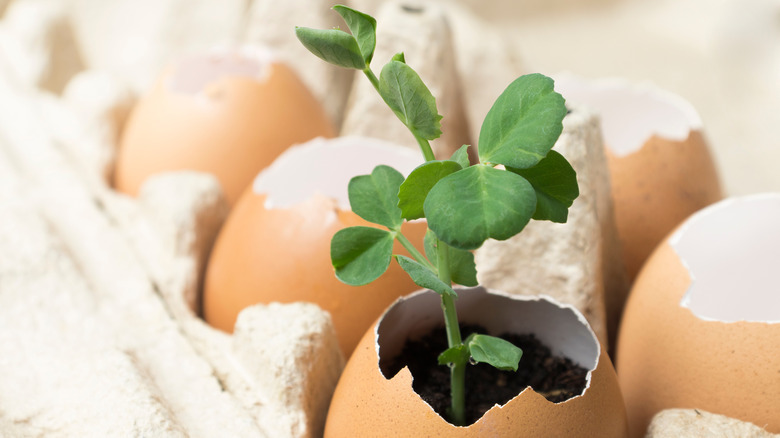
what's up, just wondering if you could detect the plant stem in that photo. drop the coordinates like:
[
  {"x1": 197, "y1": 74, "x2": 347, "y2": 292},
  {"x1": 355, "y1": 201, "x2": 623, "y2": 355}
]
[
  {"x1": 363, "y1": 67, "x2": 380, "y2": 92},
  {"x1": 416, "y1": 137, "x2": 436, "y2": 162},
  {"x1": 366, "y1": 61, "x2": 461, "y2": 425},
  {"x1": 437, "y1": 240, "x2": 465, "y2": 425},
  {"x1": 396, "y1": 232, "x2": 435, "y2": 271},
  {"x1": 449, "y1": 344, "x2": 466, "y2": 425}
]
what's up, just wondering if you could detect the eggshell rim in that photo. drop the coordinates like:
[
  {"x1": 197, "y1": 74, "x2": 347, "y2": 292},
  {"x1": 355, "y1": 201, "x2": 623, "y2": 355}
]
[
  {"x1": 371, "y1": 286, "x2": 603, "y2": 427},
  {"x1": 670, "y1": 192, "x2": 780, "y2": 324},
  {"x1": 553, "y1": 72, "x2": 703, "y2": 157},
  {"x1": 165, "y1": 45, "x2": 280, "y2": 95},
  {"x1": 251, "y1": 135, "x2": 424, "y2": 210}
]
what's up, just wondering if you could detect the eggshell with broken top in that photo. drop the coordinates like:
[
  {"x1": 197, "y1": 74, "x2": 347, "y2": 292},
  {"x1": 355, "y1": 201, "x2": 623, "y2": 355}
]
[
  {"x1": 616, "y1": 193, "x2": 780, "y2": 437},
  {"x1": 325, "y1": 287, "x2": 628, "y2": 437},
  {"x1": 554, "y1": 75, "x2": 723, "y2": 281},
  {"x1": 203, "y1": 136, "x2": 428, "y2": 356}
]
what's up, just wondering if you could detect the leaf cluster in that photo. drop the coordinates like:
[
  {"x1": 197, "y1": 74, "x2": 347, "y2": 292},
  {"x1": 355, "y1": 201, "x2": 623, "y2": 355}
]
[
  {"x1": 297, "y1": 5, "x2": 579, "y2": 379},
  {"x1": 297, "y1": 6, "x2": 442, "y2": 141}
]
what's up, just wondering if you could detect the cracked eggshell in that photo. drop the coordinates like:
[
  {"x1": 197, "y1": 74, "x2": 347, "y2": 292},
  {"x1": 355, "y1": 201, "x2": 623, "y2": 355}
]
[
  {"x1": 616, "y1": 194, "x2": 780, "y2": 438},
  {"x1": 203, "y1": 136, "x2": 428, "y2": 356},
  {"x1": 555, "y1": 75, "x2": 723, "y2": 281},
  {"x1": 326, "y1": 287, "x2": 628, "y2": 437},
  {"x1": 114, "y1": 47, "x2": 334, "y2": 207}
]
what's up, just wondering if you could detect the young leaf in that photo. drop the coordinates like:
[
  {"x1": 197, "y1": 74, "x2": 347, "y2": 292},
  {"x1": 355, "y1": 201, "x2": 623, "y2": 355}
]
[
  {"x1": 478, "y1": 73, "x2": 566, "y2": 169},
  {"x1": 379, "y1": 60, "x2": 442, "y2": 141},
  {"x1": 508, "y1": 150, "x2": 579, "y2": 223},
  {"x1": 424, "y1": 165, "x2": 537, "y2": 250},
  {"x1": 348, "y1": 165, "x2": 405, "y2": 229},
  {"x1": 392, "y1": 52, "x2": 405, "y2": 63},
  {"x1": 423, "y1": 230, "x2": 478, "y2": 287},
  {"x1": 438, "y1": 344, "x2": 470, "y2": 366},
  {"x1": 449, "y1": 145, "x2": 471, "y2": 169},
  {"x1": 397, "y1": 161, "x2": 461, "y2": 220},
  {"x1": 331, "y1": 226, "x2": 394, "y2": 285},
  {"x1": 467, "y1": 334, "x2": 523, "y2": 371},
  {"x1": 394, "y1": 255, "x2": 456, "y2": 297},
  {"x1": 295, "y1": 27, "x2": 366, "y2": 69},
  {"x1": 333, "y1": 5, "x2": 376, "y2": 64}
]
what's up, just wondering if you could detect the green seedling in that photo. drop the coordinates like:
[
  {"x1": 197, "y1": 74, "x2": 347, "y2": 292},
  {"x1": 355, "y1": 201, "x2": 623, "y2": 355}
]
[{"x1": 297, "y1": 5, "x2": 579, "y2": 426}]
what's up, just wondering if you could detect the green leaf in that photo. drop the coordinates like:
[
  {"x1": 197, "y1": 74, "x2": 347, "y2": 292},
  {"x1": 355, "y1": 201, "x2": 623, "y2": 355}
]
[
  {"x1": 397, "y1": 161, "x2": 461, "y2": 220},
  {"x1": 379, "y1": 60, "x2": 442, "y2": 141},
  {"x1": 478, "y1": 73, "x2": 567, "y2": 169},
  {"x1": 423, "y1": 230, "x2": 478, "y2": 287},
  {"x1": 508, "y1": 150, "x2": 579, "y2": 223},
  {"x1": 295, "y1": 27, "x2": 366, "y2": 69},
  {"x1": 333, "y1": 5, "x2": 376, "y2": 64},
  {"x1": 467, "y1": 334, "x2": 523, "y2": 371},
  {"x1": 394, "y1": 255, "x2": 456, "y2": 297},
  {"x1": 348, "y1": 165, "x2": 404, "y2": 229},
  {"x1": 392, "y1": 52, "x2": 405, "y2": 63},
  {"x1": 331, "y1": 227, "x2": 394, "y2": 285},
  {"x1": 424, "y1": 165, "x2": 537, "y2": 250},
  {"x1": 438, "y1": 344, "x2": 470, "y2": 366},
  {"x1": 449, "y1": 145, "x2": 471, "y2": 169}
]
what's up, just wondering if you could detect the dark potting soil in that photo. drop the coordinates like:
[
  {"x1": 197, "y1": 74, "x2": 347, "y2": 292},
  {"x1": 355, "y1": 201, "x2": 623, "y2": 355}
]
[{"x1": 381, "y1": 324, "x2": 589, "y2": 426}]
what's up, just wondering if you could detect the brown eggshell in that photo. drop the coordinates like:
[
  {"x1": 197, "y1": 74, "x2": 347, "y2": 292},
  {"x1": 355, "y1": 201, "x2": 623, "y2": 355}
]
[
  {"x1": 616, "y1": 194, "x2": 780, "y2": 437},
  {"x1": 606, "y1": 131, "x2": 722, "y2": 281},
  {"x1": 115, "y1": 48, "x2": 334, "y2": 206},
  {"x1": 203, "y1": 136, "x2": 428, "y2": 356},
  {"x1": 555, "y1": 75, "x2": 723, "y2": 281},
  {"x1": 326, "y1": 287, "x2": 628, "y2": 437}
]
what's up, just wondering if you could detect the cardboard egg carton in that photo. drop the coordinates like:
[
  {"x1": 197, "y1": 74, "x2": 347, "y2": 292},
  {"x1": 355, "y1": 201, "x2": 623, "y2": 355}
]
[
  {"x1": 0, "y1": 8, "x2": 342, "y2": 438},
  {"x1": 0, "y1": 66, "x2": 342, "y2": 438},
  {"x1": 647, "y1": 409, "x2": 779, "y2": 438},
  {"x1": 2, "y1": 0, "x2": 763, "y2": 436}
]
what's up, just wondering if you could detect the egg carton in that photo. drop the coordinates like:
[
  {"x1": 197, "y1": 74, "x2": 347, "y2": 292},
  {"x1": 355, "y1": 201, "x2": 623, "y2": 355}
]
[
  {"x1": 0, "y1": 0, "x2": 766, "y2": 436},
  {"x1": 646, "y1": 409, "x2": 779, "y2": 438},
  {"x1": 0, "y1": 47, "x2": 346, "y2": 438}
]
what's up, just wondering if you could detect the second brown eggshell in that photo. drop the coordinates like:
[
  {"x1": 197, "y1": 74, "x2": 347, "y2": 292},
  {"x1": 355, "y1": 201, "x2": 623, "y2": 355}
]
[
  {"x1": 555, "y1": 75, "x2": 723, "y2": 281},
  {"x1": 203, "y1": 136, "x2": 428, "y2": 356}
]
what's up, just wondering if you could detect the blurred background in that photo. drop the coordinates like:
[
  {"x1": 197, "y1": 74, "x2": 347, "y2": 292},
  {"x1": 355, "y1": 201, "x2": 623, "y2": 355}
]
[
  {"x1": 483, "y1": 0, "x2": 780, "y2": 197},
  {"x1": 1, "y1": 0, "x2": 777, "y2": 195}
]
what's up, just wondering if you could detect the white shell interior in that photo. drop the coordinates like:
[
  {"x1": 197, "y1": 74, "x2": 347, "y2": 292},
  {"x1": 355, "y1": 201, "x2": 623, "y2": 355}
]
[
  {"x1": 377, "y1": 288, "x2": 599, "y2": 393},
  {"x1": 672, "y1": 193, "x2": 780, "y2": 323},
  {"x1": 252, "y1": 136, "x2": 424, "y2": 210},
  {"x1": 553, "y1": 73, "x2": 702, "y2": 157},
  {"x1": 167, "y1": 47, "x2": 277, "y2": 94}
]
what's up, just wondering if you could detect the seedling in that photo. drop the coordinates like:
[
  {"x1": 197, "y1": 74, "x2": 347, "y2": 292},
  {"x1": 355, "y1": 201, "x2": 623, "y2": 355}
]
[{"x1": 297, "y1": 5, "x2": 578, "y2": 426}]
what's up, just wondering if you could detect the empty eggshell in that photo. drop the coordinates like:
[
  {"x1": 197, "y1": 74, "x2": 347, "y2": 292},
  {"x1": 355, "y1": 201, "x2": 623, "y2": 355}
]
[
  {"x1": 325, "y1": 287, "x2": 628, "y2": 437},
  {"x1": 616, "y1": 193, "x2": 780, "y2": 438},
  {"x1": 203, "y1": 136, "x2": 428, "y2": 356},
  {"x1": 114, "y1": 47, "x2": 334, "y2": 206},
  {"x1": 555, "y1": 75, "x2": 723, "y2": 281}
]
